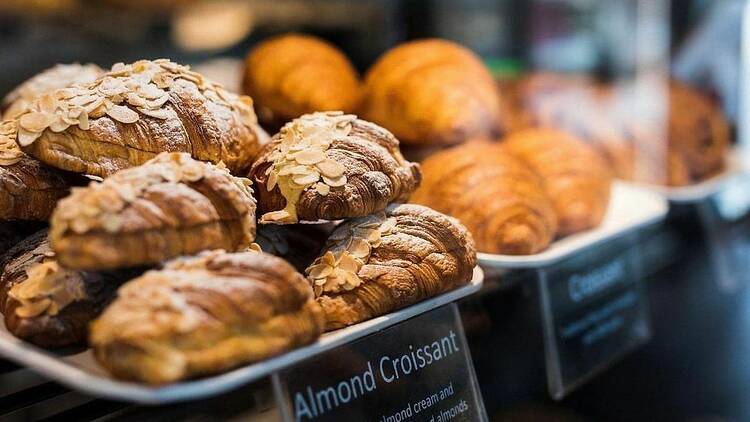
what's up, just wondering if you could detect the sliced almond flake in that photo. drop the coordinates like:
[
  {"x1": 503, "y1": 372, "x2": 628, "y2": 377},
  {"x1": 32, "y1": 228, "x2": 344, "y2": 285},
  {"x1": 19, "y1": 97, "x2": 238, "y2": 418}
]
[
  {"x1": 39, "y1": 94, "x2": 58, "y2": 114},
  {"x1": 314, "y1": 182, "x2": 330, "y2": 196},
  {"x1": 292, "y1": 172, "x2": 320, "y2": 186},
  {"x1": 322, "y1": 174, "x2": 347, "y2": 187},
  {"x1": 348, "y1": 238, "x2": 371, "y2": 259},
  {"x1": 84, "y1": 97, "x2": 105, "y2": 114},
  {"x1": 126, "y1": 93, "x2": 147, "y2": 108},
  {"x1": 293, "y1": 149, "x2": 326, "y2": 165},
  {"x1": 78, "y1": 112, "x2": 90, "y2": 130},
  {"x1": 322, "y1": 251, "x2": 336, "y2": 267},
  {"x1": 19, "y1": 112, "x2": 53, "y2": 133},
  {"x1": 146, "y1": 95, "x2": 170, "y2": 109},
  {"x1": 137, "y1": 107, "x2": 171, "y2": 120},
  {"x1": 266, "y1": 170, "x2": 278, "y2": 191},
  {"x1": 107, "y1": 104, "x2": 139, "y2": 124},
  {"x1": 337, "y1": 252, "x2": 360, "y2": 273},
  {"x1": 49, "y1": 119, "x2": 70, "y2": 133},
  {"x1": 316, "y1": 159, "x2": 345, "y2": 178},
  {"x1": 17, "y1": 127, "x2": 42, "y2": 147},
  {"x1": 307, "y1": 263, "x2": 333, "y2": 279},
  {"x1": 261, "y1": 210, "x2": 293, "y2": 223}
]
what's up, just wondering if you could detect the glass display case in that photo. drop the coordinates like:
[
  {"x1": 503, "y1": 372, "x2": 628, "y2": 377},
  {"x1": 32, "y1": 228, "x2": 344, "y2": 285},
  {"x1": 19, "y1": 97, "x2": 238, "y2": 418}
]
[{"x1": 0, "y1": 1, "x2": 748, "y2": 421}]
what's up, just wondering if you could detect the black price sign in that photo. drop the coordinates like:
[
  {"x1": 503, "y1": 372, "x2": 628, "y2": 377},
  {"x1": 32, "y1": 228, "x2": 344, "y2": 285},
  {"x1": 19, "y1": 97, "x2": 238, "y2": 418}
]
[
  {"x1": 537, "y1": 234, "x2": 651, "y2": 399},
  {"x1": 273, "y1": 304, "x2": 486, "y2": 422},
  {"x1": 698, "y1": 174, "x2": 750, "y2": 293}
]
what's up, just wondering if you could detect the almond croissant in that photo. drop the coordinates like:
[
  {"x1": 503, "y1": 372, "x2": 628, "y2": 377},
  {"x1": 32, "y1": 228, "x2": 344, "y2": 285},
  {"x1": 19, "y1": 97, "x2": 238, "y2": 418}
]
[
  {"x1": 5, "y1": 59, "x2": 264, "y2": 178},
  {"x1": 49, "y1": 152, "x2": 257, "y2": 270},
  {"x1": 0, "y1": 231, "x2": 139, "y2": 347},
  {"x1": 90, "y1": 250, "x2": 325, "y2": 384},
  {"x1": 249, "y1": 112, "x2": 421, "y2": 224},
  {"x1": 502, "y1": 128, "x2": 612, "y2": 236},
  {"x1": 306, "y1": 203, "x2": 476, "y2": 330},
  {"x1": 2, "y1": 63, "x2": 103, "y2": 120},
  {"x1": 243, "y1": 34, "x2": 361, "y2": 131},
  {"x1": 360, "y1": 39, "x2": 503, "y2": 146},
  {"x1": 1, "y1": 122, "x2": 85, "y2": 221},
  {"x1": 411, "y1": 142, "x2": 557, "y2": 255}
]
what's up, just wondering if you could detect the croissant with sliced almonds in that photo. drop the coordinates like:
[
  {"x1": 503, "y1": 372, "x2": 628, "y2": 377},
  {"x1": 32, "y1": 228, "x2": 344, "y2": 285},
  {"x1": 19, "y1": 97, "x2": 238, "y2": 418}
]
[
  {"x1": 90, "y1": 250, "x2": 325, "y2": 384},
  {"x1": 411, "y1": 142, "x2": 557, "y2": 255},
  {"x1": 305, "y1": 203, "x2": 475, "y2": 330},
  {"x1": 502, "y1": 128, "x2": 612, "y2": 236},
  {"x1": 49, "y1": 152, "x2": 257, "y2": 270},
  {"x1": 0, "y1": 122, "x2": 86, "y2": 221},
  {"x1": 3, "y1": 59, "x2": 265, "y2": 178},
  {"x1": 360, "y1": 39, "x2": 504, "y2": 146},
  {"x1": 0, "y1": 231, "x2": 139, "y2": 347},
  {"x1": 249, "y1": 112, "x2": 421, "y2": 224},
  {"x1": 2, "y1": 63, "x2": 103, "y2": 120},
  {"x1": 243, "y1": 34, "x2": 361, "y2": 131}
]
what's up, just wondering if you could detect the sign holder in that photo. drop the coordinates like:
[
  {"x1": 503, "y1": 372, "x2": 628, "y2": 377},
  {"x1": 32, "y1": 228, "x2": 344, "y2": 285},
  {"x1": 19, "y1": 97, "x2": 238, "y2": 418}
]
[
  {"x1": 270, "y1": 303, "x2": 487, "y2": 422},
  {"x1": 535, "y1": 232, "x2": 652, "y2": 400}
]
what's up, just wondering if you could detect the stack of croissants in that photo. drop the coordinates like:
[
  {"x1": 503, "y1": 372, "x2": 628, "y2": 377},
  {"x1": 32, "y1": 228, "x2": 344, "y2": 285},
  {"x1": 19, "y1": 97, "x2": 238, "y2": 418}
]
[{"x1": 0, "y1": 34, "x2": 730, "y2": 385}]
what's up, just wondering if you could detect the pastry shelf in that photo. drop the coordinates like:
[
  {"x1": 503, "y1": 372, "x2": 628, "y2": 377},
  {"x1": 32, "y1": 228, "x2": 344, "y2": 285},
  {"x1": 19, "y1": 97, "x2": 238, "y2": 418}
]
[
  {"x1": 477, "y1": 182, "x2": 668, "y2": 271},
  {"x1": 0, "y1": 267, "x2": 483, "y2": 405}
]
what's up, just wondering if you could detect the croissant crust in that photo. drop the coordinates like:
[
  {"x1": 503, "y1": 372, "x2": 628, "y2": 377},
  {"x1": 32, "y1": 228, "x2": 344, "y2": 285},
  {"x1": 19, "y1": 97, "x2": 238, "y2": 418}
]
[
  {"x1": 360, "y1": 39, "x2": 503, "y2": 145},
  {"x1": 90, "y1": 250, "x2": 325, "y2": 384},
  {"x1": 411, "y1": 142, "x2": 557, "y2": 255},
  {"x1": 0, "y1": 231, "x2": 132, "y2": 347},
  {"x1": 49, "y1": 152, "x2": 257, "y2": 270},
  {"x1": 243, "y1": 34, "x2": 361, "y2": 131},
  {"x1": 249, "y1": 112, "x2": 421, "y2": 224},
  {"x1": 306, "y1": 203, "x2": 476, "y2": 330},
  {"x1": 8, "y1": 59, "x2": 264, "y2": 177},
  {"x1": 502, "y1": 128, "x2": 612, "y2": 236},
  {"x1": 2, "y1": 63, "x2": 103, "y2": 120}
]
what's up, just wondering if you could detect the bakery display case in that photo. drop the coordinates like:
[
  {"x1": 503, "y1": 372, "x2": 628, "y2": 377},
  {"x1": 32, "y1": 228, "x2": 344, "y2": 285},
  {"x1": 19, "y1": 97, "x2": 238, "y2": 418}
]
[{"x1": 0, "y1": 0, "x2": 748, "y2": 421}]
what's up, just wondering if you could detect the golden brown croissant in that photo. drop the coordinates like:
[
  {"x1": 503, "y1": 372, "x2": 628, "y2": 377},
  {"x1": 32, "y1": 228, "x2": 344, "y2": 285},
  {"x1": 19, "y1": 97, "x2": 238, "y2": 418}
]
[
  {"x1": 249, "y1": 112, "x2": 421, "y2": 224},
  {"x1": 2, "y1": 63, "x2": 103, "y2": 120},
  {"x1": 4, "y1": 59, "x2": 264, "y2": 178},
  {"x1": 49, "y1": 152, "x2": 257, "y2": 270},
  {"x1": 0, "y1": 231, "x2": 138, "y2": 347},
  {"x1": 360, "y1": 39, "x2": 503, "y2": 146},
  {"x1": 502, "y1": 128, "x2": 612, "y2": 236},
  {"x1": 411, "y1": 142, "x2": 557, "y2": 254},
  {"x1": 0, "y1": 122, "x2": 86, "y2": 221},
  {"x1": 305, "y1": 203, "x2": 475, "y2": 330},
  {"x1": 243, "y1": 34, "x2": 362, "y2": 131},
  {"x1": 665, "y1": 80, "x2": 730, "y2": 184},
  {"x1": 90, "y1": 250, "x2": 325, "y2": 384}
]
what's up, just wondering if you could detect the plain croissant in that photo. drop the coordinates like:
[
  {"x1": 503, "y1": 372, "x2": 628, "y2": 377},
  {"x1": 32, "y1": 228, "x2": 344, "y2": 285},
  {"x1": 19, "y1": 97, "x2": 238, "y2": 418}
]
[
  {"x1": 502, "y1": 128, "x2": 612, "y2": 236},
  {"x1": 5, "y1": 59, "x2": 265, "y2": 178},
  {"x1": 243, "y1": 34, "x2": 361, "y2": 131},
  {"x1": 360, "y1": 39, "x2": 504, "y2": 146},
  {"x1": 411, "y1": 142, "x2": 557, "y2": 254}
]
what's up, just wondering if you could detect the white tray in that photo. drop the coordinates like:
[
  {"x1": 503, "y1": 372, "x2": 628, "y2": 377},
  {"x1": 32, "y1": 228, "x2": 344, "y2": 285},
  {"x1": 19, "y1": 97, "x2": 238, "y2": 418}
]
[
  {"x1": 0, "y1": 267, "x2": 483, "y2": 404},
  {"x1": 636, "y1": 150, "x2": 743, "y2": 204},
  {"x1": 477, "y1": 182, "x2": 668, "y2": 269}
]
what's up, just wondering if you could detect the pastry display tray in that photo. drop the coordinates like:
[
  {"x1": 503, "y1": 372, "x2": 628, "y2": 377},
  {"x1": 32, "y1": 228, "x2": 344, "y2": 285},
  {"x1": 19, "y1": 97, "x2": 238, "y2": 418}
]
[
  {"x1": 637, "y1": 149, "x2": 744, "y2": 203},
  {"x1": 0, "y1": 266, "x2": 483, "y2": 404},
  {"x1": 477, "y1": 182, "x2": 668, "y2": 269}
]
